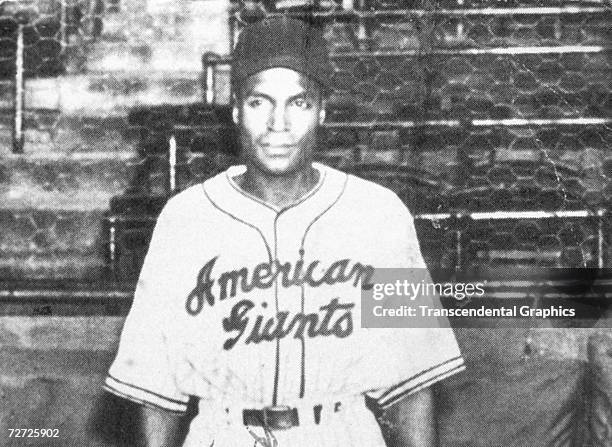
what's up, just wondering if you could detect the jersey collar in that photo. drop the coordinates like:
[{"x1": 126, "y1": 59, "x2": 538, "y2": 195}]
[
  {"x1": 202, "y1": 162, "x2": 348, "y2": 236},
  {"x1": 225, "y1": 164, "x2": 326, "y2": 214}
]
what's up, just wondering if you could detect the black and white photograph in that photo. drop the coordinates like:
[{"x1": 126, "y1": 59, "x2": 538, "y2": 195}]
[{"x1": 0, "y1": 1, "x2": 610, "y2": 446}]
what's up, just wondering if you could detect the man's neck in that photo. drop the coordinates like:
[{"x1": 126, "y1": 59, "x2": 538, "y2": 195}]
[{"x1": 235, "y1": 164, "x2": 320, "y2": 209}]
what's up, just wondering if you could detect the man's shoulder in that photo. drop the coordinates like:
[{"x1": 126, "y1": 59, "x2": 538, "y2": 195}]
[
  {"x1": 324, "y1": 165, "x2": 406, "y2": 212},
  {"x1": 163, "y1": 183, "x2": 205, "y2": 213},
  {"x1": 160, "y1": 169, "x2": 229, "y2": 217}
]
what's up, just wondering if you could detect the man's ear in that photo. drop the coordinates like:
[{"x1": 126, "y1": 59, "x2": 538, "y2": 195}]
[
  {"x1": 318, "y1": 105, "x2": 326, "y2": 125},
  {"x1": 232, "y1": 103, "x2": 239, "y2": 125}
]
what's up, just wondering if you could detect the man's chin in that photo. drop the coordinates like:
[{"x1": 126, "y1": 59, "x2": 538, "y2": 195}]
[
  {"x1": 258, "y1": 159, "x2": 300, "y2": 176},
  {"x1": 264, "y1": 167, "x2": 296, "y2": 177}
]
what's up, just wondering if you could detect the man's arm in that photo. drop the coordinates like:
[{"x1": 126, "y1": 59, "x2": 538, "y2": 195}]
[
  {"x1": 139, "y1": 405, "x2": 186, "y2": 447},
  {"x1": 374, "y1": 387, "x2": 437, "y2": 447}
]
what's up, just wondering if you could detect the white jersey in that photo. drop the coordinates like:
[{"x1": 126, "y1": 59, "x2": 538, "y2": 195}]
[{"x1": 104, "y1": 163, "x2": 464, "y2": 446}]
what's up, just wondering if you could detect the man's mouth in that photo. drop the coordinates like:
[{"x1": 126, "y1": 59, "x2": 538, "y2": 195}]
[
  {"x1": 262, "y1": 144, "x2": 294, "y2": 155},
  {"x1": 262, "y1": 142, "x2": 293, "y2": 147}
]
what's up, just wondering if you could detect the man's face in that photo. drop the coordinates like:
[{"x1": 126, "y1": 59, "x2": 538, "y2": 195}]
[{"x1": 233, "y1": 67, "x2": 325, "y2": 176}]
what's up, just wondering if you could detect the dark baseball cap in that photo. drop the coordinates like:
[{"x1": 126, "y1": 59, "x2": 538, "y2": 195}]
[{"x1": 231, "y1": 16, "x2": 333, "y2": 93}]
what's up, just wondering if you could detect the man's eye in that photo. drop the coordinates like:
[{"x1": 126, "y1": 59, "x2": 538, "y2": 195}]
[
  {"x1": 293, "y1": 98, "x2": 311, "y2": 109},
  {"x1": 247, "y1": 98, "x2": 263, "y2": 107}
]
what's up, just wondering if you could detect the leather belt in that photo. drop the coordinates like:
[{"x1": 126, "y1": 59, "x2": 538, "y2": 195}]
[
  {"x1": 242, "y1": 402, "x2": 341, "y2": 430},
  {"x1": 243, "y1": 405, "x2": 299, "y2": 430}
]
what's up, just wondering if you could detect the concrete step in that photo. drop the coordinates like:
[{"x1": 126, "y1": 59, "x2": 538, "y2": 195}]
[
  {"x1": 0, "y1": 251, "x2": 107, "y2": 280},
  {"x1": 0, "y1": 318, "x2": 122, "y2": 351},
  {"x1": 0, "y1": 72, "x2": 213, "y2": 118},
  {"x1": 85, "y1": 40, "x2": 203, "y2": 73},
  {"x1": 0, "y1": 156, "x2": 134, "y2": 210},
  {"x1": 0, "y1": 207, "x2": 110, "y2": 279},
  {"x1": 0, "y1": 114, "x2": 140, "y2": 155},
  {"x1": 0, "y1": 208, "x2": 105, "y2": 252}
]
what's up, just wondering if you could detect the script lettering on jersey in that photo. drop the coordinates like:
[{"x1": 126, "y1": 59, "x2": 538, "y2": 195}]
[
  {"x1": 222, "y1": 298, "x2": 354, "y2": 350},
  {"x1": 185, "y1": 256, "x2": 374, "y2": 315},
  {"x1": 184, "y1": 256, "x2": 373, "y2": 350}
]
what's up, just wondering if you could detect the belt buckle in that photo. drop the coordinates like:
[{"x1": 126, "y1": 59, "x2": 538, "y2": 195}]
[{"x1": 262, "y1": 405, "x2": 294, "y2": 430}]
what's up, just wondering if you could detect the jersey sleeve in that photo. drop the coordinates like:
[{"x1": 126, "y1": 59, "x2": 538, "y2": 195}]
[
  {"x1": 367, "y1": 193, "x2": 465, "y2": 410},
  {"x1": 103, "y1": 203, "x2": 190, "y2": 413},
  {"x1": 366, "y1": 327, "x2": 465, "y2": 410}
]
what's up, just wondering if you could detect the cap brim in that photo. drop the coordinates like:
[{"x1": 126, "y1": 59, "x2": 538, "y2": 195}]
[{"x1": 233, "y1": 54, "x2": 333, "y2": 90}]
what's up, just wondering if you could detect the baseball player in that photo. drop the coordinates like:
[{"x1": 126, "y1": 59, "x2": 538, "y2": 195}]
[{"x1": 104, "y1": 17, "x2": 465, "y2": 447}]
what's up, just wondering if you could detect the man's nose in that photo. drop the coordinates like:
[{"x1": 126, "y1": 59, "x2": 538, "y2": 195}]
[{"x1": 268, "y1": 105, "x2": 289, "y2": 132}]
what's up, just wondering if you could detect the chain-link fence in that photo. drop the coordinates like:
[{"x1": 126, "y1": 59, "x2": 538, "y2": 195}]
[
  {"x1": 0, "y1": 1, "x2": 610, "y2": 279},
  {"x1": 111, "y1": 0, "x2": 612, "y2": 278},
  {"x1": 0, "y1": 0, "x2": 105, "y2": 155},
  {"x1": 195, "y1": 1, "x2": 612, "y2": 277}
]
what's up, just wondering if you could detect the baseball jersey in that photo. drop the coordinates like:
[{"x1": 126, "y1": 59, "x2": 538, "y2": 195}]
[{"x1": 104, "y1": 162, "x2": 465, "y2": 446}]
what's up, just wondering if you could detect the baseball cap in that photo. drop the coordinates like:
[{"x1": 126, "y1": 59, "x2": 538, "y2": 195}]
[{"x1": 231, "y1": 16, "x2": 333, "y2": 93}]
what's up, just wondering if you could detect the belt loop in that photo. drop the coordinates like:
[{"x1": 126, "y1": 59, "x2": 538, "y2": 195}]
[{"x1": 313, "y1": 404, "x2": 323, "y2": 424}]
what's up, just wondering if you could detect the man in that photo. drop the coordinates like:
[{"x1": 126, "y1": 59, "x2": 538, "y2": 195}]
[{"x1": 104, "y1": 16, "x2": 464, "y2": 447}]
